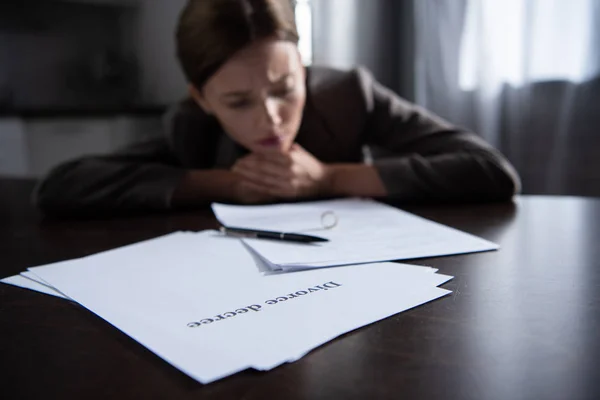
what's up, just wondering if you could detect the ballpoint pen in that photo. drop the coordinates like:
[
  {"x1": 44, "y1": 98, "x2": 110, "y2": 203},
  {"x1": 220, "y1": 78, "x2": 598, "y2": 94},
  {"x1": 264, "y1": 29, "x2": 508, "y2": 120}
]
[{"x1": 219, "y1": 226, "x2": 329, "y2": 243}]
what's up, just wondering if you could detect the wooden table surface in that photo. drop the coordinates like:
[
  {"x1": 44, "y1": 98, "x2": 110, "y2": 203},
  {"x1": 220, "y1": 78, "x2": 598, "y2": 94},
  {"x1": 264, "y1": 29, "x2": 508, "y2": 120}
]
[{"x1": 1, "y1": 179, "x2": 599, "y2": 400}]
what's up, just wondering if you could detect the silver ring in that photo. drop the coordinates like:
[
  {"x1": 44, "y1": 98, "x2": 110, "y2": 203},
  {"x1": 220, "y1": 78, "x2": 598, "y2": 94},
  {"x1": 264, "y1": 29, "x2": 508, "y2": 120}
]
[{"x1": 320, "y1": 211, "x2": 338, "y2": 229}]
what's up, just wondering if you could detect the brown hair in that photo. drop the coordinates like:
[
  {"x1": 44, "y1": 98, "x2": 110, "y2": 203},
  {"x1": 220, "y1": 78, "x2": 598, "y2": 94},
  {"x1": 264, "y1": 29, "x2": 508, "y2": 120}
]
[{"x1": 176, "y1": 0, "x2": 299, "y2": 89}]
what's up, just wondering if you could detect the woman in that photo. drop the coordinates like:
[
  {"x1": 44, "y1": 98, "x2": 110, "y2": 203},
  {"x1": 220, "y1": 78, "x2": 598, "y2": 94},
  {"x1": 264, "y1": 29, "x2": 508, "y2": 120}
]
[{"x1": 35, "y1": 0, "x2": 520, "y2": 216}]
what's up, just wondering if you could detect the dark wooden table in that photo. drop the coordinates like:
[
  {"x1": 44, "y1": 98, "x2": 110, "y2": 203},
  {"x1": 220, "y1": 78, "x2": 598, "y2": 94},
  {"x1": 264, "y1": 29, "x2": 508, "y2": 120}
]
[{"x1": 1, "y1": 179, "x2": 599, "y2": 400}]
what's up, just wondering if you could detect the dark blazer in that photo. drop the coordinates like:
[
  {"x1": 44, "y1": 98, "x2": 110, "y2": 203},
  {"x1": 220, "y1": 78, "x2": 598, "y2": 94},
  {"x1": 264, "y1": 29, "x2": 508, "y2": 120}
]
[{"x1": 35, "y1": 66, "x2": 520, "y2": 216}]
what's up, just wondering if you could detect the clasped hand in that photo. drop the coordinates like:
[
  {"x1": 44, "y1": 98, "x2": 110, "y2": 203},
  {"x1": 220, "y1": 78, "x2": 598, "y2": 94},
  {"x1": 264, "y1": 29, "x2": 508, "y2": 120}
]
[{"x1": 231, "y1": 144, "x2": 330, "y2": 204}]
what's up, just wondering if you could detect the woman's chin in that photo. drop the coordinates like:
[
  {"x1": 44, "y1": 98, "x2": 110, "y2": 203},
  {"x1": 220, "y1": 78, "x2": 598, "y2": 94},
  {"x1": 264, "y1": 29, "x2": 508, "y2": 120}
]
[{"x1": 253, "y1": 141, "x2": 292, "y2": 155}]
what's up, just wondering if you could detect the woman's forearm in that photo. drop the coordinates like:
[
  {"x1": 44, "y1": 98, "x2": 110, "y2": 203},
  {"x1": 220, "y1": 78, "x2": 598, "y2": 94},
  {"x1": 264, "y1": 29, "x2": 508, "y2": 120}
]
[
  {"x1": 171, "y1": 169, "x2": 240, "y2": 207},
  {"x1": 325, "y1": 163, "x2": 388, "y2": 198}
]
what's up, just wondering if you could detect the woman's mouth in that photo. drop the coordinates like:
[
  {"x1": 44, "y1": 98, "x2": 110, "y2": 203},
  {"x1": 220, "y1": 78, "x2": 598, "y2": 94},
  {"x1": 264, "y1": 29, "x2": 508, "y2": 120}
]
[{"x1": 257, "y1": 136, "x2": 283, "y2": 148}]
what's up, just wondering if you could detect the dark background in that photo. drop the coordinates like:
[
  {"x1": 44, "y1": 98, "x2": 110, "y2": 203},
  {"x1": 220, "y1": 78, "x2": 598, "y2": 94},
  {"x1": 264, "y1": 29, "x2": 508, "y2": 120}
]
[{"x1": 0, "y1": 0, "x2": 187, "y2": 112}]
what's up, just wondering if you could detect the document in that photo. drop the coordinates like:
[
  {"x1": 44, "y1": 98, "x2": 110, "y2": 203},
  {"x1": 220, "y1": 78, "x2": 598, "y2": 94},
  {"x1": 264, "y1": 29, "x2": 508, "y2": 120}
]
[
  {"x1": 1, "y1": 274, "x2": 66, "y2": 298},
  {"x1": 213, "y1": 198, "x2": 498, "y2": 270},
  {"x1": 16, "y1": 231, "x2": 453, "y2": 384}
]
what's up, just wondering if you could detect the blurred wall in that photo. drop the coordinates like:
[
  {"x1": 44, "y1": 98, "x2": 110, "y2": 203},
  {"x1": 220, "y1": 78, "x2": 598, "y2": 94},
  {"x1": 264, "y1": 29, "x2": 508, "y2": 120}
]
[
  {"x1": 0, "y1": 0, "x2": 188, "y2": 110},
  {"x1": 0, "y1": 0, "x2": 188, "y2": 178},
  {"x1": 132, "y1": 0, "x2": 188, "y2": 105}
]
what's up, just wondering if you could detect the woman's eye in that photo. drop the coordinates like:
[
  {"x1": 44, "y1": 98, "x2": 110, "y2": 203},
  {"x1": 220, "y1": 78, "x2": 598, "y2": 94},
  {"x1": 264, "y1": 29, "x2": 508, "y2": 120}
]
[{"x1": 228, "y1": 100, "x2": 252, "y2": 109}]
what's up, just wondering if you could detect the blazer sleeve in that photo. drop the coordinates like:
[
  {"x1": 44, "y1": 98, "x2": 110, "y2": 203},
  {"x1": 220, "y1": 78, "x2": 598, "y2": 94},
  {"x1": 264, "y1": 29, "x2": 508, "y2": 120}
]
[
  {"x1": 34, "y1": 136, "x2": 187, "y2": 216},
  {"x1": 356, "y1": 68, "x2": 521, "y2": 202}
]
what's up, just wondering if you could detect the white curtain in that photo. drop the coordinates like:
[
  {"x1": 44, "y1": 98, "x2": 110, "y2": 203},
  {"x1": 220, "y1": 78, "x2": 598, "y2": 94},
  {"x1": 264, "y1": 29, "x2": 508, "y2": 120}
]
[
  {"x1": 415, "y1": 0, "x2": 600, "y2": 195},
  {"x1": 310, "y1": 0, "x2": 414, "y2": 94}
]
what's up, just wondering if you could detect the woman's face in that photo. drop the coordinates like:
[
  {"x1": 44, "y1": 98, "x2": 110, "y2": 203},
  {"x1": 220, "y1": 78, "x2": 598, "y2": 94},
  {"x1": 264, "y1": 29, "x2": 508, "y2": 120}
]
[{"x1": 192, "y1": 38, "x2": 306, "y2": 155}]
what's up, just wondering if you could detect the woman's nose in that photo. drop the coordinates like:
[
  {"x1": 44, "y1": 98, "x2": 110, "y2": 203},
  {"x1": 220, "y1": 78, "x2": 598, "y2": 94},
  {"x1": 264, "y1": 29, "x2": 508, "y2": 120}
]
[{"x1": 261, "y1": 98, "x2": 282, "y2": 127}]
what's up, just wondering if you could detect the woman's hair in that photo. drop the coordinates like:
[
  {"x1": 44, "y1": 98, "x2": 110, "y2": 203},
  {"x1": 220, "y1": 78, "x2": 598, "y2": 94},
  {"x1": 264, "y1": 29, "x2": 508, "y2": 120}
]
[{"x1": 176, "y1": 0, "x2": 299, "y2": 89}]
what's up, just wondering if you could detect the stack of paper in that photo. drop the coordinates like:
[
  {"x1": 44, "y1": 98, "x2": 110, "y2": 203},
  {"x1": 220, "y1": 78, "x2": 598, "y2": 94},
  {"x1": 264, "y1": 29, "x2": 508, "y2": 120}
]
[
  {"x1": 213, "y1": 198, "x2": 498, "y2": 271},
  {"x1": 2, "y1": 199, "x2": 498, "y2": 384},
  {"x1": 2, "y1": 231, "x2": 452, "y2": 383}
]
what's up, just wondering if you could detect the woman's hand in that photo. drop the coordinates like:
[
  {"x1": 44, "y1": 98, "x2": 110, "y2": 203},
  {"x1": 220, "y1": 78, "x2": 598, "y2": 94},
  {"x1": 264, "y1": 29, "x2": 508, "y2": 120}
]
[
  {"x1": 232, "y1": 144, "x2": 331, "y2": 199},
  {"x1": 232, "y1": 176, "x2": 280, "y2": 204}
]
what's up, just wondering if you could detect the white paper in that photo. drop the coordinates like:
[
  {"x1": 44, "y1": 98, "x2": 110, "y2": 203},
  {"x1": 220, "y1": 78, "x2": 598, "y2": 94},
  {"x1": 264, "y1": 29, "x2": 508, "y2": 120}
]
[
  {"x1": 28, "y1": 231, "x2": 452, "y2": 384},
  {"x1": 249, "y1": 273, "x2": 452, "y2": 370},
  {"x1": 1, "y1": 274, "x2": 67, "y2": 298},
  {"x1": 213, "y1": 198, "x2": 498, "y2": 269}
]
